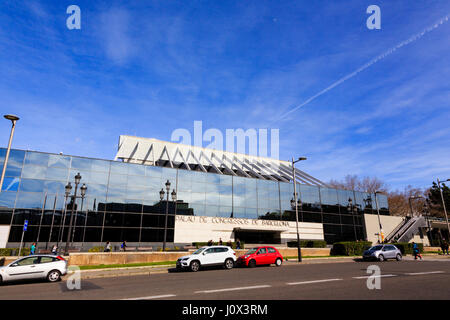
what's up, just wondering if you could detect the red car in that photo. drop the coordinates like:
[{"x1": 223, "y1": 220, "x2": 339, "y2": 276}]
[{"x1": 237, "y1": 246, "x2": 283, "y2": 267}]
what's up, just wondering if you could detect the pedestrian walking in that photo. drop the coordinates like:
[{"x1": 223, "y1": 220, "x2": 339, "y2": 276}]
[
  {"x1": 443, "y1": 240, "x2": 449, "y2": 255},
  {"x1": 51, "y1": 244, "x2": 58, "y2": 255},
  {"x1": 236, "y1": 238, "x2": 241, "y2": 250},
  {"x1": 30, "y1": 242, "x2": 36, "y2": 255},
  {"x1": 412, "y1": 242, "x2": 422, "y2": 260},
  {"x1": 121, "y1": 240, "x2": 127, "y2": 252},
  {"x1": 104, "y1": 241, "x2": 111, "y2": 252},
  {"x1": 218, "y1": 238, "x2": 223, "y2": 245}
]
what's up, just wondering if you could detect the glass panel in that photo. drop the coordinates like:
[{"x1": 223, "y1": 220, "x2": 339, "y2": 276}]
[
  {"x1": 3, "y1": 149, "x2": 25, "y2": 177},
  {"x1": 16, "y1": 192, "x2": 44, "y2": 209},
  {"x1": 71, "y1": 157, "x2": 93, "y2": 171},
  {"x1": 108, "y1": 173, "x2": 127, "y2": 186},
  {"x1": 45, "y1": 167, "x2": 69, "y2": 181},
  {"x1": 22, "y1": 164, "x2": 47, "y2": 179},
  {"x1": 20, "y1": 179, "x2": 46, "y2": 192},
  {"x1": 1, "y1": 177, "x2": 20, "y2": 191},
  {"x1": 24, "y1": 152, "x2": 49, "y2": 166},
  {"x1": 145, "y1": 165, "x2": 163, "y2": 178},
  {"x1": 90, "y1": 159, "x2": 110, "y2": 173},
  {"x1": 48, "y1": 154, "x2": 71, "y2": 168},
  {"x1": 127, "y1": 163, "x2": 146, "y2": 176},
  {"x1": 90, "y1": 171, "x2": 110, "y2": 185},
  {"x1": 0, "y1": 191, "x2": 17, "y2": 208}
]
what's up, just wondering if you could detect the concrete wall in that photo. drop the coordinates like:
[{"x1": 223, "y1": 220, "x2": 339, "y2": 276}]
[
  {"x1": 0, "y1": 226, "x2": 10, "y2": 248},
  {"x1": 174, "y1": 215, "x2": 324, "y2": 244},
  {"x1": 67, "y1": 248, "x2": 331, "y2": 266}
]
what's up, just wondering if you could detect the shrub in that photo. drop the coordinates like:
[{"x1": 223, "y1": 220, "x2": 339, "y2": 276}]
[
  {"x1": 88, "y1": 246, "x2": 105, "y2": 252},
  {"x1": 394, "y1": 242, "x2": 423, "y2": 255},
  {"x1": 287, "y1": 240, "x2": 327, "y2": 248},
  {"x1": 0, "y1": 248, "x2": 31, "y2": 256},
  {"x1": 331, "y1": 241, "x2": 372, "y2": 256},
  {"x1": 192, "y1": 242, "x2": 245, "y2": 249}
]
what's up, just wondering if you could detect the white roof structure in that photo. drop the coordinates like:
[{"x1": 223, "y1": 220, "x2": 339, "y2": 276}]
[{"x1": 114, "y1": 135, "x2": 328, "y2": 187}]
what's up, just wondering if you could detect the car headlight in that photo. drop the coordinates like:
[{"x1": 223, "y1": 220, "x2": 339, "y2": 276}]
[{"x1": 182, "y1": 258, "x2": 189, "y2": 261}]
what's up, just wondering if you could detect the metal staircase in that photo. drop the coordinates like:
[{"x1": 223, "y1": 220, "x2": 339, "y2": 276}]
[{"x1": 386, "y1": 216, "x2": 427, "y2": 243}]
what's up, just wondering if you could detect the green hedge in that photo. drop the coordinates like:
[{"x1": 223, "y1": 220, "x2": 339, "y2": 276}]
[
  {"x1": 287, "y1": 240, "x2": 327, "y2": 248},
  {"x1": 88, "y1": 246, "x2": 105, "y2": 252},
  {"x1": 393, "y1": 242, "x2": 423, "y2": 255},
  {"x1": 331, "y1": 241, "x2": 372, "y2": 256},
  {"x1": 0, "y1": 248, "x2": 31, "y2": 256},
  {"x1": 192, "y1": 242, "x2": 245, "y2": 249}
]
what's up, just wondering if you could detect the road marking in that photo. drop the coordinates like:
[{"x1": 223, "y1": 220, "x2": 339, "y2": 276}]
[
  {"x1": 405, "y1": 271, "x2": 444, "y2": 276},
  {"x1": 287, "y1": 278, "x2": 343, "y2": 285},
  {"x1": 353, "y1": 274, "x2": 397, "y2": 279},
  {"x1": 195, "y1": 285, "x2": 271, "y2": 294},
  {"x1": 122, "y1": 294, "x2": 176, "y2": 300}
]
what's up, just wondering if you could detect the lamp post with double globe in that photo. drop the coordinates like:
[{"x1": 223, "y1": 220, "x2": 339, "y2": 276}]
[{"x1": 160, "y1": 180, "x2": 177, "y2": 251}]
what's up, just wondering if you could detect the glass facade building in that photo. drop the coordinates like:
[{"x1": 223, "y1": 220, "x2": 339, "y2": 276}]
[{"x1": 0, "y1": 148, "x2": 390, "y2": 246}]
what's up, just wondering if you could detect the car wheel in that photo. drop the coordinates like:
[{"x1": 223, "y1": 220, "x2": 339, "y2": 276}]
[
  {"x1": 248, "y1": 259, "x2": 256, "y2": 268},
  {"x1": 396, "y1": 254, "x2": 402, "y2": 261},
  {"x1": 275, "y1": 258, "x2": 282, "y2": 267},
  {"x1": 190, "y1": 260, "x2": 200, "y2": 272},
  {"x1": 378, "y1": 254, "x2": 385, "y2": 262},
  {"x1": 224, "y1": 258, "x2": 234, "y2": 269},
  {"x1": 47, "y1": 270, "x2": 61, "y2": 282}
]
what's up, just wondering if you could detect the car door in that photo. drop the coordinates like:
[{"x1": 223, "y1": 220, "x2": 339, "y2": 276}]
[
  {"x1": 34, "y1": 256, "x2": 58, "y2": 279},
  {"x1": 267, "y1": 247, "x2": 277, "y2": 263},
  {"x1": 202, "y1": 248, "x2": 217, "y2": 265},
  {"x1": 256, "y1": 247, "x2": 268, "y2": 265},
  {"x1": 387, "y1": 246, "x2": 397, "y2": 259},
  {"x1": 214, "y1": 247, "x2": 226, "y2": 263},
  {"x1": 5, "y1": 256, "x2": 42, "y2": 280},
  {"x1": 381, "y1": 245, "x2": 393, "y2": 259}
]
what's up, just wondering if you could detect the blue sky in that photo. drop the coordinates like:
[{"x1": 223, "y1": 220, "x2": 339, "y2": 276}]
[{"x1": 0, "y1": 0, "x2": 449, "y2": 191}]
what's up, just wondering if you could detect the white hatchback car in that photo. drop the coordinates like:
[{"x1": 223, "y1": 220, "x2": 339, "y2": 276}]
[
  {"x1": 176, "y1": 246, "x2": 236, "y2": 272},
  {"x1": 0, "y1": 255, "x2": 68, "y2": 284}
]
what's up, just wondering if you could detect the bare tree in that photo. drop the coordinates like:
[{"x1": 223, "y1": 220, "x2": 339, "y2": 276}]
[
  {"x1": 328, "y1": 175, "x2": 426, "y2": 217},
  {"x1": 329, "y1": 174, "x2": 388, "y2": 193}
]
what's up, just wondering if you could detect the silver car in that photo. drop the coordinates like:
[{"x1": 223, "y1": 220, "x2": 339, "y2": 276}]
[
  {"x1": 0, "y1": 255, "x2": 68, "y2": 284},
  {"x1": 362, "y1": 244, "x2": 402, "y2": 262}
]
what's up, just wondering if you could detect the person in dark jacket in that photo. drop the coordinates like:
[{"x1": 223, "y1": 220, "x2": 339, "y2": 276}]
[{"x1": 442, "y1": 240, "x2": 449, "y2": 255}]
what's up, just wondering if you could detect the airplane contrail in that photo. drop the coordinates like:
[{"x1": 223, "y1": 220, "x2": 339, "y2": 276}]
[{"x1": 276, "y1": 14, "x2": 449, "y2": 122}]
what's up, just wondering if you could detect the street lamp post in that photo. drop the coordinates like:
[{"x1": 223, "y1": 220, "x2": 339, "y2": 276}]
[
  {"x1": 437, "y1": 178, "x2": 450, "y2": 240},
  {"x1": 57, "y1": 182, "x2": 73, "y2": 251},
  {"x1": 291, "y1": 156, "x2": 307, "y2": 262},
  {"x1": 374, "y1": 191, "x2": 384, "y2": 243},
  {"x1": 64, "y1": 173, "x2": 82, "y2": 255},
  {"x1": 0, "y1": 114, "x2": 20, "y2": 192},
  {"x1": 70, "y1": 183, "x2": 87, "y2": 250},
  {"x1": 160, "y1": 180, "x2": 177, "y2": 251}
]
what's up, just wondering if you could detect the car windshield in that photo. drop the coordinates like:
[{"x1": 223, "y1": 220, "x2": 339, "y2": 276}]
[
  {"x1": 369, "y1": 245, "x2": 383, "y2": 251},
  {"x1": 245, "y1": 248, "x2": 258, "y2": 255},
  {"x1": 192, "y1": 248, "x2": 205, "y2": 255}
]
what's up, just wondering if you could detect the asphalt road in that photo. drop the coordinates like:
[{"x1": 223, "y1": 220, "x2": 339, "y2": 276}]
[{"x1": 1, "y1": 259, "x2": 449, "y2": 300}]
